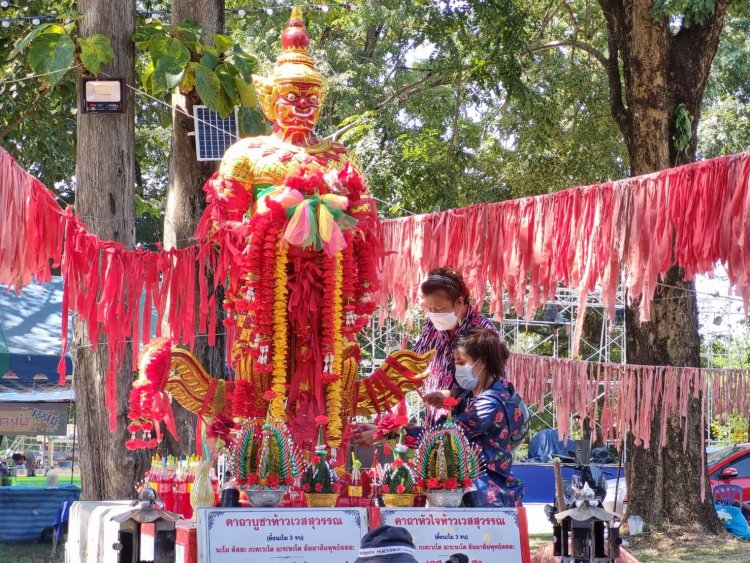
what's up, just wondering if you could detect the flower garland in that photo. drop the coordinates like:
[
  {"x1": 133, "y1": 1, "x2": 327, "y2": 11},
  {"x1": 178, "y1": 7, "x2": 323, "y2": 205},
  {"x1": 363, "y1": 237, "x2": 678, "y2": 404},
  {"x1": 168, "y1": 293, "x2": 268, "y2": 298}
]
[
  {"x1": 325, "y1": 251, "x2": 345, "y2": 447},
  {"x1": 340, "y1": 234, "x2": 358, "y2": 335},
  {"x1": 320, "y1": 252, "x2": 337, "y2": 383},
  {"x1": 269, "y1": 238, "x2": 289, "y2": 421}
]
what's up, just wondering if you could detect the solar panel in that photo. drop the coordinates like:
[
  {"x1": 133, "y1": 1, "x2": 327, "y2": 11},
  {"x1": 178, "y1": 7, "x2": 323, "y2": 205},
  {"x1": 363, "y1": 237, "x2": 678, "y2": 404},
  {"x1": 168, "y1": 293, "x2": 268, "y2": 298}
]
[{"x1": 193, "y1": 105, "x2": 239, "y2": 162}]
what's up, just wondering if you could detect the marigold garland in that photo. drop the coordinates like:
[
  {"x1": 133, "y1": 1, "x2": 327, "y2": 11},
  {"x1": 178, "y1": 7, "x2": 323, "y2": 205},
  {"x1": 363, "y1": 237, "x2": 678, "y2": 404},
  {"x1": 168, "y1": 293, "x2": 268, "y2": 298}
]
[
  {"x1": 325, "y1": 251, "x2": 345, "y2": 447},
  {"x1": 270, "y1": 238, "x2": 289, "y2": 421}
]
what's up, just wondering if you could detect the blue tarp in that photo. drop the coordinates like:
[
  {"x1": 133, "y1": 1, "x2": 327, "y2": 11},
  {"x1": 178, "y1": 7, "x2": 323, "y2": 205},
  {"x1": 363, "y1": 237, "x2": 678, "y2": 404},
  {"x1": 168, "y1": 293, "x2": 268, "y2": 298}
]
[
  {"x1": 527, "y1": 428, "x2": 571, "y2": 462},
  {"x1": 0, "y1": 484, "x2": 80, "y2": 542},
  {"x1": 0, "y1": 277, "x2": 73, "y2": 397}
]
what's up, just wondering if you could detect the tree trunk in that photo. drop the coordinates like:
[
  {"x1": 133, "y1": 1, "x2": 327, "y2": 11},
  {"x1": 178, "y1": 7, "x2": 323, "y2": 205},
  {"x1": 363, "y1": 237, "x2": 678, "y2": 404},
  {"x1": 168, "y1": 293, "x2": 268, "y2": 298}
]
[
  {"x1": 598, "y1": 0, "x2": 730, "y2": 533},
  {"x1": 74, "y1": 0, "x2": 147, "y2": 500},
  {"x1": 160, "y1": 0, "x2": 226, "y2": 458}
]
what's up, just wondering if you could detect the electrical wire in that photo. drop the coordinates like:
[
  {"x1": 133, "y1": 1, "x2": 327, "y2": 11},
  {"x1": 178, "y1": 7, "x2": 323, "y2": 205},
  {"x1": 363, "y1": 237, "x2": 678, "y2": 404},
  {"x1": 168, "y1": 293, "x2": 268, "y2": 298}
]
[
  {"x1": 0, "y1": 65, "x2": 79, "y2": 87},
  {"x1": 0, "y1": 3, "x2": 354, "y2": 26}
]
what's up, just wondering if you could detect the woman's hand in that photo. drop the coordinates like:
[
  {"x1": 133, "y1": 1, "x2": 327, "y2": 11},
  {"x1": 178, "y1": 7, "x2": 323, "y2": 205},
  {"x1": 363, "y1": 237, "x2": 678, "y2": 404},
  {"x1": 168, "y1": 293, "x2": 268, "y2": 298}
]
[
  {"x1": 421, "y1": 390, "x2": 449, "y2": 408},
  {"x1": 351, "y1": 423, "x2": 378, "y2": 447}
]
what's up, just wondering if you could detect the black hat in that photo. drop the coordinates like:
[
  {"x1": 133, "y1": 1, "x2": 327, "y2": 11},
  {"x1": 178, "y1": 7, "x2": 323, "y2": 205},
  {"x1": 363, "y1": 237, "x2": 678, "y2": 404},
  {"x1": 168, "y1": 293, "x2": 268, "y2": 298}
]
[
  {"x1": 446, "y1": 555, "x2": 469, "y2": 563},
  {"x1": 355, "y1": 525, "x2": 419, "y2": 563}
]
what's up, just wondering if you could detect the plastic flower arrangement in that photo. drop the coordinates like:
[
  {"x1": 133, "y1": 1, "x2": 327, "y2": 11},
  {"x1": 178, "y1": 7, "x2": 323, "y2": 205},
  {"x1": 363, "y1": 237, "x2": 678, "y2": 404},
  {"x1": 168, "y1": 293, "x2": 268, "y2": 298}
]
[
  {"x1": 381, "y1": 436, "x2": 415, "y2": 496},
  {"x1": 414, "y1": 420, "x2": 483, "y2": 493},
  {"x1": 300, "y1": 416, "x2": 342, "y2": 496},
  {"x1": 229, "y1": 419, "x2": 301, "y2": 491}
]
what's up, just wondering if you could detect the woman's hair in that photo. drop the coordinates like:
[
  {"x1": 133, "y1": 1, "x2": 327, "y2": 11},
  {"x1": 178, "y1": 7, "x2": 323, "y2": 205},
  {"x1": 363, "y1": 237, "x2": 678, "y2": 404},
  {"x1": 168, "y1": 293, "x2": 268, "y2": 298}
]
[
  {"x1": 420, "y1": 266, "x2": 469, "y2": 303},
  {"x1": 453, "y1": 328, "x2": 510, "y2": 380}
]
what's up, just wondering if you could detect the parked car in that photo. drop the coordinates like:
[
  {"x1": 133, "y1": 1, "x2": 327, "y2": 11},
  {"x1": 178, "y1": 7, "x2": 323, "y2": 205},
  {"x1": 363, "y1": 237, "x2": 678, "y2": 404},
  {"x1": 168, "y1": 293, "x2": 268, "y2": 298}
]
[{"x1": 708, "y1": 443, "x2": 750, "y2": 502}]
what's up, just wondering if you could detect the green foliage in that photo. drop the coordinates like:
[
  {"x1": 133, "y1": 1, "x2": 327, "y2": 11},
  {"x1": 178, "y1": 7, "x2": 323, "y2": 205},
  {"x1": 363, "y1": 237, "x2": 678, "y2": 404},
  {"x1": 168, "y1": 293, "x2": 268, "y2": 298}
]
[
  {"x1": 134, "y1": 19, "x2": 258, "y2": 118},
  {"x1": 698, "y1": 13, "x2": 750, "y2": 159},
  {"x1": 653, "y1": 0, "x2": 718, "y2": 27},
  {"x1": 2, "y1": 0, "x2": 748, "y2": 252},
  {"x1": 78, "y1": 34, "x2": 115, "y2": 76},
  {"x1": 10, "y1": 17, "x2": 114, "y2": 84},
  {"x1": 26, "y1": 31, "x2": 76, "y2": 87},
  {"x1": 673, "y1": 103, "x2": 694, "y2": 155}
]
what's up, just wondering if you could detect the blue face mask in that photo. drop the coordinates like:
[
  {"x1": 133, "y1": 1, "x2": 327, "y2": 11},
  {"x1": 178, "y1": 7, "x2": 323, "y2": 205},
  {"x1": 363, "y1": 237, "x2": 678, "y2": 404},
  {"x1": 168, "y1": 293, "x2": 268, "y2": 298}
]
[{"x1": 455, "y1": 361, "x2": 478, "y2": 390}]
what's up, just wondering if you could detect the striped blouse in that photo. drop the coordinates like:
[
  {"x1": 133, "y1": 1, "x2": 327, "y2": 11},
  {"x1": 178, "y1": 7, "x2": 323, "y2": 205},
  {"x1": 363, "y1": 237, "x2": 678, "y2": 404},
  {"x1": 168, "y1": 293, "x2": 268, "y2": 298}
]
[{"x1": 413, "y1": 306, "x2": 496, "y2": 425}]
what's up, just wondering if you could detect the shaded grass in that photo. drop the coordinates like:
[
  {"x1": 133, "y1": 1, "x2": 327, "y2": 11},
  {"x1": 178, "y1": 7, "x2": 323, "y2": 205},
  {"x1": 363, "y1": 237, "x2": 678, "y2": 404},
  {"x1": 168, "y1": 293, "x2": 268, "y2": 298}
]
[
  {"x1": 0, "y1": 542, "x2": 56, "y2": 563},
  {"x1": 626, "y1": 527, "x2": 750, "y2": 563}
]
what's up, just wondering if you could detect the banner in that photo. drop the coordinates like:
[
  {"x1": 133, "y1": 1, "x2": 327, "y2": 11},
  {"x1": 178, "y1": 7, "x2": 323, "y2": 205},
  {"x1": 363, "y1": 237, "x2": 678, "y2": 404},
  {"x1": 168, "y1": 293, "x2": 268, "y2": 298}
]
[
  {"x1": 197, "y1": 508, "x2": 368, "y2": 563},
  {"x1": 0, "y1": 402, "x2": 68, "y2": 435},
  {"x1": 379, "y1": 507, "x2": 526, "y2": 563}
]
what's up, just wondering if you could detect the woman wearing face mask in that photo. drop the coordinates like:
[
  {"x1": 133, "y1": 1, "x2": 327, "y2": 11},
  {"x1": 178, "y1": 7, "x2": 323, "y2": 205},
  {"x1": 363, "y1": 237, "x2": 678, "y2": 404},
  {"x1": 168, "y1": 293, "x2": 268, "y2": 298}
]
[
  {"x1": 447, "y1": 328, "x2": 524, "y2": 508},
  {"x1": 354, "y1": 329, "x2": 524, "y2": 507},
  {"x1": 413, "y1": 267, "x2": 496, "y2": 426}
]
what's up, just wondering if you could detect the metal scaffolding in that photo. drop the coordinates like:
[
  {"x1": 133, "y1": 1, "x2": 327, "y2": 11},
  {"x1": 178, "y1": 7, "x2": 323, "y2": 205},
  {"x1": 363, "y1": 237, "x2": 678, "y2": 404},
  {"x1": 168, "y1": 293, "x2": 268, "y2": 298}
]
[{"x1": 358, "y1": 285, "x2": 628, "y2": 431}]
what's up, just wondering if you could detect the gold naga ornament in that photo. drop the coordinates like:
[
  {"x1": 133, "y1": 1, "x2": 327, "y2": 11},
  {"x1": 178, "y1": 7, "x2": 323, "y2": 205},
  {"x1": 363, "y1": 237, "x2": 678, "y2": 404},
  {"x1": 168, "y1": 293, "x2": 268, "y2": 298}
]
[{"x1": 127, "y1": 7, "x2": 432, "y2": 456}]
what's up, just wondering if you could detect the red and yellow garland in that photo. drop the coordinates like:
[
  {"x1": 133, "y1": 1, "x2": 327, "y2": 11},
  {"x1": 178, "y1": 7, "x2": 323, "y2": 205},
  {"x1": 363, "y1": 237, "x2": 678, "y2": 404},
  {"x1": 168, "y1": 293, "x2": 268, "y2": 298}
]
[
  {"x1": 324, "y1": 251, "x2": 345, "y2": 447},
  {"x1": 270, "y1": 238, "x2": 289, "y2": 421}
]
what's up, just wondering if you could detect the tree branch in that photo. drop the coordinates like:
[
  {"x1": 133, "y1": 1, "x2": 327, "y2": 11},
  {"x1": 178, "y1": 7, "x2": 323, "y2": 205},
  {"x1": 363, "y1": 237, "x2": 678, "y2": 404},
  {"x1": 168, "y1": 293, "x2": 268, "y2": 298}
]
[
  {"x1": 598, "y1": 0, "x2": 631, "y2": 139},
  {"x1": 326, "y1": 73, "x2": 451, "y2": 141},
  {"x1": 527, "y1": 39, "x2": 609, "y2": 69},
  {"x1": 0, "y1": 90, "x2": 46, "y2": 141}
]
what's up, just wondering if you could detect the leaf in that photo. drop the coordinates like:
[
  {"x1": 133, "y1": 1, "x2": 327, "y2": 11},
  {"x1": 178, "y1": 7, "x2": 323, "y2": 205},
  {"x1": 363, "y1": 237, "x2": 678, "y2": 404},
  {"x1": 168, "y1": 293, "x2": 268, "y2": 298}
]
[
  {"x1": 149, "y1": 36, "x2": 191, "y2": 67},
  {"x1": 216, "y1": 63, "x2": 237, "y2": 102},
  {"x1": 179, "y1": 62, "x2": 197, "y2": 94},
  {"x1": 152, "y1": 56, "x2": 185, "y2": 95},
  {"x1": 235, "y1": 76, "x2": 258, "y2": 108},
  {"x1": 199, "y1": 46, "x2": 219, "y2": 70},
  {"x1": 27, "y1": 33, "x2": 76, "y2": 87},
  {"x1": 141, "y1": 60, "x2": 155, "y2": 92},
  {"x1": 133, "y1": 24, "x2": 165, "y2": 46},
  {"x1": 212, "y1": 33, "x2": 233, "y2": 54},
  {"x1": 78, "y1": 34, "x2": 115, "y2": 76},
  {"x1": 238, "y1": 107, "x2": 266, "y2": 137},
  {"x1": 7, "y1": 23, "x2": 57, "y2": 60},
  {"x1": 229, "y1": 47, "x2": 257, "y2": 81},
  {"x1": 177, "y1": 20, "x2": 203, "y2": 43},
  {"x1": 195, "y1": 63, "x2": 233, "y2": 118}
]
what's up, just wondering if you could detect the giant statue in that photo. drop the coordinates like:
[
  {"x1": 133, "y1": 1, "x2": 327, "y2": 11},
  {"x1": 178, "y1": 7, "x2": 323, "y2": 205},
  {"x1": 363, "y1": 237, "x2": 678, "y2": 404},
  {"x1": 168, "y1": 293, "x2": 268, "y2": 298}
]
[{"x1": 127, "y1": 8, "x2": 432, "y2": 456}]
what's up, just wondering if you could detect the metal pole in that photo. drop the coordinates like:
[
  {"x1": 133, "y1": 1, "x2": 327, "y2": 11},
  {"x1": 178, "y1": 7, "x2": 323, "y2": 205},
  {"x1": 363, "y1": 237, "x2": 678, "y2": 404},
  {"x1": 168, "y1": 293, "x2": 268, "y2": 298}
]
[{"x1": 69, "y1": 403, "x2": 77, "y2": 485}]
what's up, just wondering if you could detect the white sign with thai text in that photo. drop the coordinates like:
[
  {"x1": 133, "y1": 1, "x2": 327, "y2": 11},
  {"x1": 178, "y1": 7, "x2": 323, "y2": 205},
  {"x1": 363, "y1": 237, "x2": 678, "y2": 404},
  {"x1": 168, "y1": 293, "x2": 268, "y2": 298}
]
[
  {"x1": 197, "y1": 508, "x2": 368, "y2": 563},
  {"x1": 379, "y1": 508, "x2": 525, "y2": 563}
]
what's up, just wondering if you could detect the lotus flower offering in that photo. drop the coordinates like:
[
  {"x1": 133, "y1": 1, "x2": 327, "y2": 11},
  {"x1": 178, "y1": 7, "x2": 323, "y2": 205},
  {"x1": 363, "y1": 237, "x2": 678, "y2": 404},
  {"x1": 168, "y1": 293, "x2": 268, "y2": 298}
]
[
  {"x1": 230, "y1": 420, "x2": 302, "y2": 507},
  {"x1": 414, "y1": 420, "x2": 484, "y2": 507}
]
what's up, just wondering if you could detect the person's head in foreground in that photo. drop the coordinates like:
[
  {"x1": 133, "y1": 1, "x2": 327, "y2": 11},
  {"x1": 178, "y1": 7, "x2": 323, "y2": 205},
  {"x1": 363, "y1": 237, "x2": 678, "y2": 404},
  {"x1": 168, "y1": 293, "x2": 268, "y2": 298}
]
[
  {"x1": 452, "y1": 328, "x2": 510, "y2": 393},
  {"x1": 421, "y1": 266, "x2": 470, "y2": 331},
  {"x1": 446, "y1": 555, "x2": 469, "y2": 563},
  {"x1": 354, "y1": 525, "x2": 419, "y2": 563}
]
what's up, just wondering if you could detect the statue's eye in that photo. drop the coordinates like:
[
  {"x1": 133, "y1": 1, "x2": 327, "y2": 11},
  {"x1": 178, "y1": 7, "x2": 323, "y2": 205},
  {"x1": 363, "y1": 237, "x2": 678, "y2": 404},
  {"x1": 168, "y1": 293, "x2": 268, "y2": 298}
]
[
  {"x1": 309, "y1": 95, "x2": 318, "y2": 104},
  {"x1": 286, "y1": 93, "x2": 298, "y2": 102}
]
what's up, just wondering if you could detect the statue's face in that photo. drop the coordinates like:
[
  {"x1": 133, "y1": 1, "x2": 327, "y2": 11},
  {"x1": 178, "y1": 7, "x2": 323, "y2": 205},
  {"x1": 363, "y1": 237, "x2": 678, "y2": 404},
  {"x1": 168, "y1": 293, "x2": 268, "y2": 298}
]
[{"x1": 273, "y1": 81, "x2": 321, "y2": 135}]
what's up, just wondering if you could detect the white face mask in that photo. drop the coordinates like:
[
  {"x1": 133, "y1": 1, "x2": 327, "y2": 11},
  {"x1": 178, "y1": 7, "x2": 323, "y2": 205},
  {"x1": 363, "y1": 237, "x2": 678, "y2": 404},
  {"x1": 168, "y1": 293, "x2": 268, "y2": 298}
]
[
  {"x1": 455, "y1": 361, "x2": 479, "y2": 390},
  {"x1": 428, "y1": 311, "x2": 458, "y2": 331}
]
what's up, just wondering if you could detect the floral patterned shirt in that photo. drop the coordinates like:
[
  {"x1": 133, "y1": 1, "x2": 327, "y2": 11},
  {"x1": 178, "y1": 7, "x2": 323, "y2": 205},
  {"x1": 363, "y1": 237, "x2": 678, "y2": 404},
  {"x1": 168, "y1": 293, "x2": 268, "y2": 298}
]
[
  {"x1": 413, "y1": 306, "x2": 496, "y2": 425},
  {"x1": 404, "y1": 379, "x2": 525, "y2": 508},
  {"x1": 454, "y1": 380, "x2": 525, "y2": 508}
]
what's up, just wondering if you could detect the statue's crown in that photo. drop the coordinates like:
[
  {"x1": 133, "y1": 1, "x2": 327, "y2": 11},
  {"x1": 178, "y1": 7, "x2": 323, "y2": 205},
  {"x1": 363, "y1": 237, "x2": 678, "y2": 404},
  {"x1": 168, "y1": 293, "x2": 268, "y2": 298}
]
[{"x1": 269, "y1": 6, "x2": 323, "y2": 86}]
